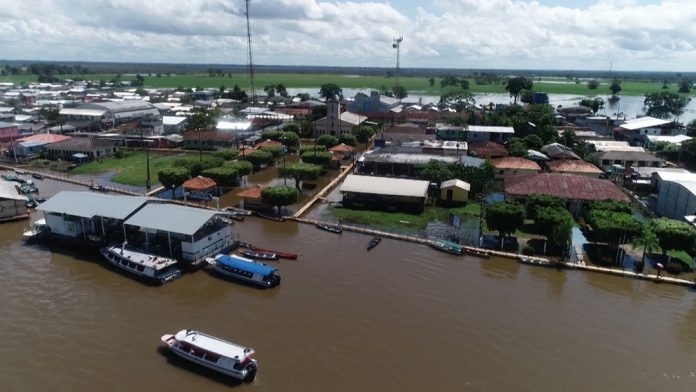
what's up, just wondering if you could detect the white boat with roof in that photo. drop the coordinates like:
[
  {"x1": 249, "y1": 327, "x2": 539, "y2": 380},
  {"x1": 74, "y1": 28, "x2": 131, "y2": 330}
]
[
  {"x1": 207, "y1": 254, "x2": 280, "y2": 288},
  {"x1": 161, "y1": 329, "x2": 258, "y2": 381},
  {"x1": 22, "y1": 218, "x2": 48, "y2": 241},
  {"x1": 99, "y1": 244, "x2": 182, "y2": 284}
]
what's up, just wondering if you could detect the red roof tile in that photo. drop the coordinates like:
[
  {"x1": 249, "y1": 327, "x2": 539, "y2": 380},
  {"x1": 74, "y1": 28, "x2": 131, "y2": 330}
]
[
  {"x1": 546, "y1": 160, "x2": 602, "y2": 174},
  {"x1": 329, "y1": 143, "x2": 354, "y2": 152},
  {"x1": 236, "y1": 186, "x2": 262, "y2": 198},
  {"x1": 468, "y1": 141, "x2": 508, "y2": 158},
  {"x1": 492, "y1": 157, "x2": 541, "y2": 171},
  {"x1": 17, "y1": 134, "x2": 71, "y2": 144},
  {"x1": 182, "y1": 176, "x2": 216, "y2": 191},
  {"x1": 504, "y1": 173, "x2": 630, "y2": 202}
]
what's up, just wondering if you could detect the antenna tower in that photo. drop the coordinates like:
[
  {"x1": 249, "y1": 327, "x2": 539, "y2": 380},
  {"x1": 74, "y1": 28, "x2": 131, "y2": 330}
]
[
  {"x1": 392, "y1": 36, "x2": 403, "y2": 87},
  {"x1": 245, "y1": 0, "x2": 256, "y2": 102}
]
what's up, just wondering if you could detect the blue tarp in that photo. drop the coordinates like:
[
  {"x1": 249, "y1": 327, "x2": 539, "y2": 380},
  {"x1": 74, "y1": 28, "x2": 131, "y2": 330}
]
[{"x1": 215, "y1": 254, "x2": 277, "y2": 275}]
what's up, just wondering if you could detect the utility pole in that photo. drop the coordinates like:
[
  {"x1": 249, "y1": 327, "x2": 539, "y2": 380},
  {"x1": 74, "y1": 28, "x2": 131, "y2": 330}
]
[
  {"x1": 392, "y1": 36, "x2": 403, "y2": 88},
  {"x1": 245, "y1": 0, "x2": 256, "y2": 102}
]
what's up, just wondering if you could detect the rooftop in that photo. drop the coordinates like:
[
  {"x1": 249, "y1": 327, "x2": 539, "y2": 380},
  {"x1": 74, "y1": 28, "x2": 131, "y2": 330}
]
[
  {"x1": 174, "y1": 329, "x2": 253, "y2": 362},
  {"x1": 492, "y1": 157, "x2": 541, "y2": 171},
  {"x1": 124, "y1": 203, "x2": 221, "y2": 236},
  {"x1": 620, "y1": 116, "x2": 672, "y2": 131},
  {"x1": 467, "y1": 125, "x2": 515, "y2": 134},
  {"x1": 0, "y1": 180, "x2": 26, "y2": 201},
  {"x1": 216, "y1": 254, "x2": 277, "y2": 276},
  {"x1": 37, "y1": 192, "x2": 149, "y2": 220},
  {"x1": 546, "y1": 159, "x2": 603, "y2": 174},
  {"x1": 468, "y1": 141, "x2": 508, "y2": 158},
  {"x1": 505, "y1": 173, "x2": 630, "y2": 202},
  {"x1": 361, "y1": 150, "x2": 485, "y2": 167},
  {"x1": 440, "y1": 179, "x2": 471, "y2": 191},
  {"x1": 646, "y1": 134, "x2": 692, "y2": 145},
  {"x1": 329, "y1": 143, "x2": 355, "y2": 153},
  {"x1": 340, "y1": 174, "x2": 429, "y2": 198},
  {"x1": 182, "y1": 176, "x2": 216, "y2": 191},
  {"x1": 591, "y1": 150, "x2": 663, "y2": 162},
  {"x1": 588, "y1": 140, "x2": 645, "y2": 152},
  {"x1": 17, "y1": 133, "x2": 71, "y2": 144}
]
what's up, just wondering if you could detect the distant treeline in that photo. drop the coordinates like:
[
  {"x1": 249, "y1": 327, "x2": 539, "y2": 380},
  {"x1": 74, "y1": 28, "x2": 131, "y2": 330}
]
[{"x1": 1, "y1": 60, "x2": 695, "y2": 83}]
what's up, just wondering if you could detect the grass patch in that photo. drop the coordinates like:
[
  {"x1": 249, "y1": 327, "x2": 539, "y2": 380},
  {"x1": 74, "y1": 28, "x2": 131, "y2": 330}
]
[
  {"x1": 70, "y1": 151, "x2": 191, "y2": 186},
  {"x1": 1, "y1": 73, "x2": 692, "y2": 97},
  {"x1": 328, "y1": 203, "x2": 480, "y2": 231}
]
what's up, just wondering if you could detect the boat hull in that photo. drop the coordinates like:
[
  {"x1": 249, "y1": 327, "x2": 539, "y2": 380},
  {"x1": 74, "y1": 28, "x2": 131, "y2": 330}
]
[
  {"x1": 210, "y1": 261, "x2": 280, "y2": 288},
  {"x1": 100, "y1": 247, "x2": 182, "y2": 284},
  {"x1": 160, "y1": 333, "x2": 257, "y2": 381}
]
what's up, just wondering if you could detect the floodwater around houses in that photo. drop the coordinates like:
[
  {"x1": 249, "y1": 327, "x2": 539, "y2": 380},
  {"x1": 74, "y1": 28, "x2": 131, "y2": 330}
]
[{"x1": 2, "y1": 212, "x2": 696, "y2": 391}]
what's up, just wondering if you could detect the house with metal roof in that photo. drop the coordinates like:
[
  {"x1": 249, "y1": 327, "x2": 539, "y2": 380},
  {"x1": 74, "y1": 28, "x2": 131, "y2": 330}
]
[
  {"x1": 467, "y1": 125, "x2": 515, "y2": 143},
  {"x1": 440, "y1": 179, "x2": 470, "y2": 204},
  {"x1": 492, "y1": 157, "x2": 541, "y2": 179},
  {"x1": 651, "y1": 171, "x2": 696, "y2": 221},
  {"x1": 340, "y1": 174, "x2": 430, "y2": 213},
  {"x1": 123, "y1": 203, "x2": 232, "y2": 263},
  {"x1": 37, "y1": 192, "x2": 150, "y2": 243},
  {"x1": 45, "y1": 136, "x2": 118, "y2": 161},
  {"x1": 546, "y1": 160, "x2": 603, "y2": 178},
  {"x1": 0, "y1": 180, "x2": 28, "y2": 222},
  {"x1": 590, "y1": 150, "x2": 663, "y2": 170},
  {"x1": 357, "y1": 148, "x2": 485, "y2": 178}
]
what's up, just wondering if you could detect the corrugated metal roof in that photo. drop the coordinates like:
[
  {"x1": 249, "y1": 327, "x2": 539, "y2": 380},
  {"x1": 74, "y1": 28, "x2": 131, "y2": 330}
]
[
  {"x1": 37, "y1": 192, "x2": 149, "y2": 219},
  {"x1": 361, "y1": 151, "x2": 485, "y2": 167},
  {"x1": 340, "y1": 174, "x2": 429, "y2": 198},
  {"x1": 59, "y1": 108, "x2": 107, "y2": 117},
  {"x1": 468, "y1": 125, "x2": 515, "y2": 134},
  {"x1": 505, "y1": 173, "x2": 630, "y2": 202},
  {"x1": 620, "y1": 116, "x2": 672, "y2": 130},
  {"x1": 440, "y1": 179, "x2": 471, "y2": 191},
  {"x1": 124, "y1": 204, "x2": 220, "y2": 236},
  {"x1": 0, "y1": 180, "x2": 26, "y2": 201}
]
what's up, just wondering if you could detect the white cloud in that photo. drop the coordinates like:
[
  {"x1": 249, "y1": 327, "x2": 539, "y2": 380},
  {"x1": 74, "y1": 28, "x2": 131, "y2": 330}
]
[{"x1": 0, "y1": 0, "x2": 693, "y2": 71}]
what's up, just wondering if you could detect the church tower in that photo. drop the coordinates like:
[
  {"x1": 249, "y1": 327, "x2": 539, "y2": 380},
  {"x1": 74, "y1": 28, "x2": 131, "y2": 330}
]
[{"x1": 326, "y1": 95, "x2": 340, "y2": 136}]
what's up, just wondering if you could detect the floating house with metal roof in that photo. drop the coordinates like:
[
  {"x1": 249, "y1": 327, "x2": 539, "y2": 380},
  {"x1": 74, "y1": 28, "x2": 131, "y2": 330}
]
[
  {"x1": 36, "y1": 192, "x2": 232, "y2": 264},
  {"x1": 0, "y1": 180, "x2": 28, "y2": 222}
]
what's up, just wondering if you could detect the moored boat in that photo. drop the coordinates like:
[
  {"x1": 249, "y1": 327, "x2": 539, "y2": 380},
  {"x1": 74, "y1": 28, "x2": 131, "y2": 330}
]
[
  {"x1": 161, "y1": 329, "x2": 258, "y2": 381},
  {"x1": 239, "y1": 249, "x2": 278, "y2": 260},
  {"x1": 244, "y1": 244, "x2": 297, "y2": 259},
  {"x1": 518, "y1": 255, "x2": 556, "y2": 268},
  {"x1": 208, "y1": 254, "x2": 280, "y2": 288},
  {"x1": 99, "y1": 245, "x2": 182, "y2": 284},
  {"x1": 31, "y1": 173, "x2": 44, "y2": 180},
  {"x1": 22, "y1": 218, "x2": 47, "y2": 241},
  {"x1": 463, "y1": 247, "x2": 491, "y2": 258},
  {"x1": 367, "y1": 236, "x2": 381, "y2": 251},
  {"x1": 428, "y1": 239, "x2": 464, "y2": 256},
  {"x1": 316, "y1": 223, "x2": 342, "y2": 234}
]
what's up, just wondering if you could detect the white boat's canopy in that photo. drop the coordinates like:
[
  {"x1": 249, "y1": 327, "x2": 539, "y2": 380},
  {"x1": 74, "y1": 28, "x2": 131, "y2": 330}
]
[{"x1": 175, "y1": 330, "x2": 254, "y2": 361}]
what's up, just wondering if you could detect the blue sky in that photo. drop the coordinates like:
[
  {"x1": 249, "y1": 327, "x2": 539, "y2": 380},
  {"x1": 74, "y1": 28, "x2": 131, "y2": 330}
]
[{"x1": 0, "y1": 0, "x2": 693, "y2": 71}]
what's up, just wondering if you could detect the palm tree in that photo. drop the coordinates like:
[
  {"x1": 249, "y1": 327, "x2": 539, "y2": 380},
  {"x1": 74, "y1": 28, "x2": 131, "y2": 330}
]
[{"x1": 632, "y1": 226, "x2": 659, "y2": 271}]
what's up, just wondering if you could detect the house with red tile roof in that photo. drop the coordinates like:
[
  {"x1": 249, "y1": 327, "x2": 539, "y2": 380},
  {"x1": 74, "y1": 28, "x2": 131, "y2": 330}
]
[
  {"x1": 546, "y1": 159, "x2": 603, "y2": 177},
  {"x1": 468, "y1": 141, "x2": 508, "y2": 159},
  {"x1": 504, "y1": 173, "x2": 630, "y2": 215},
  {"x1": 492, "y1": 157, "x2": 541, "y2": 179}
]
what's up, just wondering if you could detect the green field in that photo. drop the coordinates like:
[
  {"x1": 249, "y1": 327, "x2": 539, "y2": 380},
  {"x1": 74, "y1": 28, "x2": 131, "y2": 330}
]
[
  {"x1": 70, "y1": 151, "x2": 189, "y2": 187},
  {"x1": 1, "y1": 72, "x2": 691, "y2": 97}
]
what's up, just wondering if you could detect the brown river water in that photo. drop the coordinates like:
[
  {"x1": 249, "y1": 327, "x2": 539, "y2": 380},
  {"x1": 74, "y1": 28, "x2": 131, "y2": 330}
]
[{"x1": 2, "y1": 177, "x2": 696, "y2": 391}]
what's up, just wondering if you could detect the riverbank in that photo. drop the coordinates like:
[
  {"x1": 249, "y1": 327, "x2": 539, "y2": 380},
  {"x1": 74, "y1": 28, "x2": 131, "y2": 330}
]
[{"x1": 2, "y1": 72, "x2": 693, "y2": 97}]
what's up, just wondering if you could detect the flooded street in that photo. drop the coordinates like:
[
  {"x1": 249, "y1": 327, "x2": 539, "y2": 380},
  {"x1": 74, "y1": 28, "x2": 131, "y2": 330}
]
[{"x1": 2, "y1": 213, "x2": 696, "y2": 391}]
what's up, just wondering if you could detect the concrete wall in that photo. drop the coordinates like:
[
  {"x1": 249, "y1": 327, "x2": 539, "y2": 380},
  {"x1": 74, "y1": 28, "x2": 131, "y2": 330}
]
[{"x1": 654, "y1": 181, "x2": 696, "y2": 220}]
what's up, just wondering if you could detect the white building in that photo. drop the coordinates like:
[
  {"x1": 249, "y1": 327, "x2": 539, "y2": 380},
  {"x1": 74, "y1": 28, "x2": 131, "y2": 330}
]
[{"x1": 651, "y1": 171, "x2": 696, "y2": 220}]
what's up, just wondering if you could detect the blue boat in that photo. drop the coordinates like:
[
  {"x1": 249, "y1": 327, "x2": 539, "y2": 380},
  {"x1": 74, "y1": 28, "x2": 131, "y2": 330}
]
[{"x1": 208, "y1": 254, "x2": 280, "y2": 288}]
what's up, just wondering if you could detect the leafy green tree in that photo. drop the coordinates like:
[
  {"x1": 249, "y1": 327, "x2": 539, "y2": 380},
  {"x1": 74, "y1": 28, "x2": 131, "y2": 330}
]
[
  {"x1": 319, "y1": 83, "x2": 343, "y2": 100},
  {"x1": 392, "y1": 85, "x2": 408, "y2": 99},
  {"x1": 261, "y1": 186, "x2": 298, "y2": 217},
  {"x1": 227, "y1": 160, "x2": 253, "y2": 177},
  {"x1": 649, "y1": 218, "x2": 696, "y2": 261},
  {"x1": 261, "y1": 130, "x2": 282, "y2": 141},
  {"x1": 587, "y1": 80, "x2": 600, "y2": 89},
  {"x1": 520, "y1": 89, "x2": 534, "y2": 104},
  {"x1": 38, "y1": 106, "x2": 60, "y2": 125},
  {"x1": 644, "y1": 91, "x2": 688, "y2": 119},
  {"x1": 524, "y1": 134, "x2": 543, "y2": 150},
  {"x1": 278, "y1": 162, "x2": 322, "y2": 190},
  {"x1": 186, "y1": 108, "x2": 217, "y2": 131},
  {"x1": 243, "y1": 150, "x2": 274, "y2": 167},
  {"x1": 300, "y1": 150, "x2": 332, "y2": 166},
  {"x1": 440, "y1": 75, "x2": 460, "y2": 88},
  {"x1": 632, "y1": 224, "x2": 659, "y2": 268},
  {"x1": 505, "y1": 76, "x2": 533, "y2": 103},
  {"x1": 260, "y1": 145, "x2": 284, "y2": 158},
  {"x1": 283, "y1": 123, "x2": 301, "y2": 136},
  {"x1": 450, "y1": 161, "x2": 494, "y2": 196},
  {"x1": 428, "y1": 77, "x2": 435, "y2": 87},
  {"x1": 535, "y1": 207, "x2": 574, "y2": 249},
  {"x1": 687, "y1": 119, "x2": 696, "y2": 137},
  {"x1": 276, "y1": 83, "x2": 288, "y2": 97},
  {"x1": 416, "y1": 159, "x2": 453, "y2": 185},
  {"x1": 213, "y1": 148, "x2": 239, "y2": 161},
  {"x1": 485, "y1": 201, "x2": 526, "y2": 248},
  {"x1": 173, "y1": 156, "x2": 223, "y2": 177},
  {"x1": 459, "y1": 79, "x2": 470, "y2": 90},
  {"x1": 296, "y1": 93, "x2": 310, "y2": 101},
  {"x1": 158, "y1": 167, "x2": 190, "y2": 189},
  {"x1": 586, "y1": 209, "x2": 641, "y2": 249},
  {"x1": 317, "y1": 135, "x2": 338, "y2": 148},
  {"x1": 202, "y1": 165, "x2": 241, "y2": 187},
  {"x1": 280, "y1": 131, "x2": 300, "y2": 148},
  {"x1": 506, "y1": 138, "x2": 528, "y2": 157},
  {"x1": 263, "y1": 85, "x2": 276, "y2": 98},
  {"x1": 579, "y1": 97, "x2": 604, "y2": 113},
  {"x1": 299, "y1": 145, "x2": 327, "y2": 154},
  {"x1": 356, "y1": 126, "x2": 375, "y2": 144},
  {"x1": 438, "y1": 89, "x2": 475, "y2": 112},
  {"x1": 678, "y1": 79, "x2": 693, "y2": 93},
  {"x1": 526, "y1": 194, "x2": 565, "y2": 220},
  {"x1": 589, "y1": 199, "x2": 632, "y2": 214},
  {"x1": 609, "y1": 79, "x2": 622, "y2": 95},
  {"x1": 338, "y1": 133, "x2": 358, "y2": 147}
]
